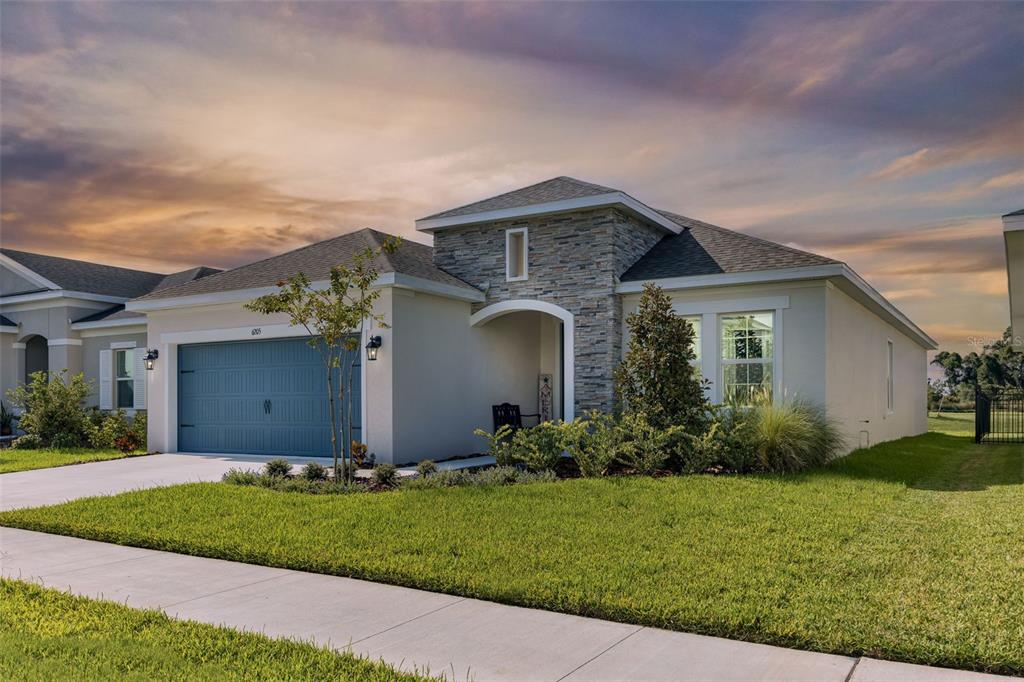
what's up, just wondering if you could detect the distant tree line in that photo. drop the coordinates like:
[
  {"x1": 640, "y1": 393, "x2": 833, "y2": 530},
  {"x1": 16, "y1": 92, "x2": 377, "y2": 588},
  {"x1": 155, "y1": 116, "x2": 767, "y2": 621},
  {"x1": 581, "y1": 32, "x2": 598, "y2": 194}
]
[{"x1": 930, "y1": 327, "x2": 1023, "y2": 410}]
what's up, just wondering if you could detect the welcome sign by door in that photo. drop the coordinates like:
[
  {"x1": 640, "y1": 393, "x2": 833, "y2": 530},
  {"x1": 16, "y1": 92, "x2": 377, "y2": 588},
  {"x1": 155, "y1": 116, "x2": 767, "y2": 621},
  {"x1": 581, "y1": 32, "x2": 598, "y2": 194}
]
[{"x1": 539, "y1": 374, "x2": 553, "y2": 422}]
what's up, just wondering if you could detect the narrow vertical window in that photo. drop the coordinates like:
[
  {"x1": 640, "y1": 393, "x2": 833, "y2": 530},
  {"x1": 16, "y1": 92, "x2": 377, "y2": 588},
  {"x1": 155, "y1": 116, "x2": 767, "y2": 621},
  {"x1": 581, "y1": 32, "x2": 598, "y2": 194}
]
[
  {"x1": 886, "y1": 340, "x2": 894, "y2": 413},
  {"x1": 506, "y1": 227, "x2": 528, "y2": 281},
  {"x1": 115, "y1": 349, "x2": 134, "y2": 409},
  {"x1": 682, "y1": 316, "x2": 702, "y2": 375}
]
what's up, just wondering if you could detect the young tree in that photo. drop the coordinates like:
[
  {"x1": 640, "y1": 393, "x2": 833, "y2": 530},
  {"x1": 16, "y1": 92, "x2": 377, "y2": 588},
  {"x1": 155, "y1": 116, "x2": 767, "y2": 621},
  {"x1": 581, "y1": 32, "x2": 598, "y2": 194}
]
[
  {"x1": 246, "y1": 237, "x2": 400, "y2": 481},
  {"x1": 614, "y1": 282, "x2": 708, "y2": 431}
]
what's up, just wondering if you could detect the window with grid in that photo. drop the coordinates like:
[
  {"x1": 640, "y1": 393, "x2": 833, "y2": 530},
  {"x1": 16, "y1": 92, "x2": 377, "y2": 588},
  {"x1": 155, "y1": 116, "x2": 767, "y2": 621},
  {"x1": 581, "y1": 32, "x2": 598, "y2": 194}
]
[
  {"x1": 721, "y1": 312, "x2": 773, "y2": 405},
  {"x1": 115, "y1": 349, "x2": 134, "y2": 409}
]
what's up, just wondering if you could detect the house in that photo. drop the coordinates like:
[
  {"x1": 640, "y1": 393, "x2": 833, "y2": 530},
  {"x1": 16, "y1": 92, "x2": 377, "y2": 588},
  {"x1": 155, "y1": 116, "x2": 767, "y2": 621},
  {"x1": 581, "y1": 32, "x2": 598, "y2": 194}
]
[
  {"x1": 1004, "y1": 209, "x2": 1024, "y2": 349},
  {"x1": 2, "y1": 177, "x2": 936, "y2": 462},
  {"x1": 0, "y1": 249, "x2": 218, "y2": 412}
]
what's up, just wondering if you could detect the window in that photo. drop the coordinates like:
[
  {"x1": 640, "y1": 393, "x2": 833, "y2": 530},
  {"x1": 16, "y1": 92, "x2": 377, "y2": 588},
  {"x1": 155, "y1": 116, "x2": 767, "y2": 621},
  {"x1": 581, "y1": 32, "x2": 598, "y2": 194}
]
[
  {"x1": 115, "y1": 349, "x2": 134, "y2": 409},
  {"x1": 683, "y1": 315, "x2": 702, "y2": 375},
  {"x1": 506, "y1": 227, "x2": 528, "y2": 281},
  {"x1": 886, "y1": 340, "x2": 894, "y2": 413},
  {"x1": 721, "y1": 312, "x2": 773, "y2": 404}
]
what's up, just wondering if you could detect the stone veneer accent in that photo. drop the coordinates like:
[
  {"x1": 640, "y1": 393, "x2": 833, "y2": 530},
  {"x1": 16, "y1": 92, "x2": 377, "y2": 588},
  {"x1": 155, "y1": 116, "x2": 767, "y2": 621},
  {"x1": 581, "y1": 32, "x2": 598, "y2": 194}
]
[{"x1": 433, "y1": 207, "x2": 665, "y2": 412}]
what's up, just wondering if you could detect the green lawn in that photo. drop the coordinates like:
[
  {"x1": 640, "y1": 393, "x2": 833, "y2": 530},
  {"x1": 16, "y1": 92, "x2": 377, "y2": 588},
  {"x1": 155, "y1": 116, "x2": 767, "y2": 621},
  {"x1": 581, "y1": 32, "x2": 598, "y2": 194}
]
[
  {"x1": 0, "y1": 448, "x2": 147, "y2": 474},
  {"x1": 2, "y1": 432, "x2": 1022, "y2": 674},
  {"x1": 928, "y1": 411, "x2": 974, "y2": 437},
  {"x1": 0, "y1": 579, "x2": 426, "y2": 681}
]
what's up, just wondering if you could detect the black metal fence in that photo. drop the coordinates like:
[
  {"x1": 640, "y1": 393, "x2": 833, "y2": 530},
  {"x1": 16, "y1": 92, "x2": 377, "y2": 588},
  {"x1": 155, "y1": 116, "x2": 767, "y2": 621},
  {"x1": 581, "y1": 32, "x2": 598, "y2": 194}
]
[{"x1": 976, "y1": 387, "x2": 1024, "y2": 444}]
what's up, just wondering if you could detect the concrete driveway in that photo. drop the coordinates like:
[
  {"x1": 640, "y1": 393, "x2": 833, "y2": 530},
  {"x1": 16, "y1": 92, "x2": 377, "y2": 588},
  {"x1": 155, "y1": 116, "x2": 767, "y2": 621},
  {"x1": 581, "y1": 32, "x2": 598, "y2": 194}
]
[{"x1": 0, "y1": 453, "x2": 270, "y2": 512}]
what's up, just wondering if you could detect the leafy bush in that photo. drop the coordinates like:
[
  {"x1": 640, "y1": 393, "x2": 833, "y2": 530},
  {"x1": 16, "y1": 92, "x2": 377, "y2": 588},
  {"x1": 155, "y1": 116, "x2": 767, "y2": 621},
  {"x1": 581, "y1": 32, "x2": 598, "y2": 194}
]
[
  {"x1": 113, "y1": 433, "x2": 141, "y2": 453},
  {"x1": 473, "y1": 424, "x2": 515, "y2": 466},
  {"x1": 87, "y1": 409, "x2": 132, "y2": 449},
  {"x1": 264, "y1": 459, "x2": 293, "y2": 478},
  {"x1": 747, "y1": 398, "x2": 844, "y2": 473},
  {"x1": 6, "y1": 370, "x2": 91, "y2": 447},
  {"x1": 560, "y1": 411, "x2": 625, "y2": 477},
  {"x1": 51, "y1": 431, "x2": 84, "y2": 449},
  {"x1": 0, "y1": 401, "x2": 16, "y2": 434},
  {"x1": 131, "y1": 411, "x2": 147, "y2": 450},
  {"x1": 351, "y1": 441, "x2": 370, "y2": 468},
  {"x1": 509, "y1": 421, "x2": 563, "y2": 472},
  {"x1": 10, "y1": 434, "x2": 44, "y2": 450},
  {"x1": 300, "y1": 462, "x2": 328, "y2": 481},
  {"x1": 371, "y1": 463, "x2": 399, "y2": 489},
  {"x1": 614, "y1": 283, "x2": 708, "y2": 430},
  {"x1": 416, "y1": 460, "x2": 438, "y2": 477},
  {"x1": 222, "y1": 468, "x2": 262, "y2": 485},
  {"x1": 617, "y1": 412, "x2": 683, "y2": 476}
]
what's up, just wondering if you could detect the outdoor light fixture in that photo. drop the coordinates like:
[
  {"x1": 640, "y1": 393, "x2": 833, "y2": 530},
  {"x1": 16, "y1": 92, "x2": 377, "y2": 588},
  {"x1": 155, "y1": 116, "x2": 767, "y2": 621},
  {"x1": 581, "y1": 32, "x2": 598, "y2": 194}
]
[
  {"x1": 144, "y1": 349, "x2": 159, "y2": 370},
  {"x1": 365, "y1": 335, "x2": 382, "y2": 361}
]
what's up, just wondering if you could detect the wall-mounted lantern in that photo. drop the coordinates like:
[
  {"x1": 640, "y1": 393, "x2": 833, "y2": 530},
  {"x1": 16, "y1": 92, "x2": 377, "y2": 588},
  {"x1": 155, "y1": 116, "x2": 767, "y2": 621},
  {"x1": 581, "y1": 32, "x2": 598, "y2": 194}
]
[
  {"x1": 144, "y1": 349, "x2": 159, "y2": 370},
  {"x1": 365, "y1": 335, "x2": 382, "y2": 361}
]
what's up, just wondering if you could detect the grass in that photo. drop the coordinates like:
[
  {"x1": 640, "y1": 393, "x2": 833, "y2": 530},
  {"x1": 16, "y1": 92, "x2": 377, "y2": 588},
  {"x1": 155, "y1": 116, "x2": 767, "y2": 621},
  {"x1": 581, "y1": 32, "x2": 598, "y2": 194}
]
[
  {"x1": 2, "y1": 432, "x2": 1022, "y2": 674},
  {"x1": 928, "y1": 411, "x2": 974, "y2": 437},
  {"x1": 0, "y1": 448, "x2": 147, "y2": 474},
  {"x1": 0, "y1": 578, "x2": 427, "y2": 681}
]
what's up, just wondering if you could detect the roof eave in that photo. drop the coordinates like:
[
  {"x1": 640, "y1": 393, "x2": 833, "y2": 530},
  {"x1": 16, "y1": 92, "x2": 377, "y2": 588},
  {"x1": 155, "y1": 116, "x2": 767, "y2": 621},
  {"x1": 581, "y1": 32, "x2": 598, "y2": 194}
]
[
  {"x1": 415, "y1": 192, "x2": 682, "y2": 235},
  {"x1": 70, "y1": 316, "x2": 148, "y2": 331},
  {"x1": 0, "y1": 290, "x2": 130, "y2": 306},
  {"x1": 616, "y1": 264, "x2": 937, "y2": 350}
]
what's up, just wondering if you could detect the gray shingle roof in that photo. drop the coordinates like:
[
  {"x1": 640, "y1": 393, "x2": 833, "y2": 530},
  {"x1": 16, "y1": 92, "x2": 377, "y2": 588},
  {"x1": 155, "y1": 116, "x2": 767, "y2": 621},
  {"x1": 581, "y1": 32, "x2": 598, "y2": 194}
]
[
  {"x1": 421, "y1": 176, "x2": 618, "y2": 220},
  {"x1": 620, "y1": 211, "x2": 839, "y2": 281},
  {"x1": 2, "y1": 249, "x2": 167, "y2": 298},
  {"x1": 136, "y1": 228, "x2": 478, "y2": 301},
  {"x1": 0, "y1": 314, "x2": 15, "y2": 327},
  {"x1": 1003, "y1": 208, "x2": 1024, "y2": 218},
  {"x1": 72, "y1": 305, "x2": 145, "y2": 324}
]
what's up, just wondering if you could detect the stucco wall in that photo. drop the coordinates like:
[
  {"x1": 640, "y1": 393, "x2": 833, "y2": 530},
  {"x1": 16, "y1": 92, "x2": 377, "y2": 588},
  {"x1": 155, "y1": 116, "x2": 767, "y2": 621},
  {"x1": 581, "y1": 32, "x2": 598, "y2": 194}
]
[
  {"x1": 826, "y1": 284, "x2": 928, "y2": 449},
  {"x1": 0, "y1": 334, "x2": 16, "y2": 406},
  {"x1": 143, "y1": 292, "x2": 395, "y2": 460},
  {"x1": 621, "y1": 280, "x2": 829, "y2": 406},
  {"x1": 0, "y1": 265, "x2": 40, "y2": 296},
  {"x1": 81, "y1": 333, "x2": 149, "y2": 408},
  {"x1": 432, "y1": 207, "x2": 664, "y2": 413}
]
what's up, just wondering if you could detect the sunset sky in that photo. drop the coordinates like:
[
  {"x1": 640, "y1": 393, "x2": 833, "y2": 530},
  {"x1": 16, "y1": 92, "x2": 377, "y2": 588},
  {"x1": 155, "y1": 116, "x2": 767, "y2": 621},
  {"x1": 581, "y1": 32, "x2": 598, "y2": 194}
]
[{"x1": 2, "y1": 1, "x2": 1021, "y2": 354}]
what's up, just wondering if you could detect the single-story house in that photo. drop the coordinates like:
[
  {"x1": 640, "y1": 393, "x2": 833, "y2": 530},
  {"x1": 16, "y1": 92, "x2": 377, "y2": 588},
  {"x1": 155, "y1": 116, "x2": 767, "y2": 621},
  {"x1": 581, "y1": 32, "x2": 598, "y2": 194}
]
[
  {"x1": 1004, "y1": 209, "x2": 1023, "y2": 349},
  {"x1": 1, "y1": 177, "x2": 936, "y2": 462}
]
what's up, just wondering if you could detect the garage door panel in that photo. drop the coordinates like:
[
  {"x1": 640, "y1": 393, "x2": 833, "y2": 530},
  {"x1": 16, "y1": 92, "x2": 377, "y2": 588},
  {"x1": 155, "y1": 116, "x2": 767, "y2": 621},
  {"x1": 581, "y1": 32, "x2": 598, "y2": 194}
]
[{"x1": 177, "y1": 337, "x2": 360, "y2": 457}]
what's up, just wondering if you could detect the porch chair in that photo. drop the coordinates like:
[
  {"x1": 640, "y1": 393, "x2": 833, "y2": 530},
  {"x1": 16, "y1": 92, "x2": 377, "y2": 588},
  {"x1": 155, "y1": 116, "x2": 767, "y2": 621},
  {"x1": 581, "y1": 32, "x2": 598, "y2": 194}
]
[{"x1": 492, "y1": 403, "x2": 540, "y2": 433}]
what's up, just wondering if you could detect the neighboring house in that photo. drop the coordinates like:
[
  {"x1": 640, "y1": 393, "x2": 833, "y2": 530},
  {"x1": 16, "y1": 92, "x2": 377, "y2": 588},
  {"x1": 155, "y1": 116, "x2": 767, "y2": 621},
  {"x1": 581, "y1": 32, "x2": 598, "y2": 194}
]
[
  {"x1": 119, "y1": 177, "x2": 934, "y2": 463},
  {"x1": 1004, "y1": 209, "x2": 1024, "y2": 349},
  {"x1": 0, "y1": 249, "x2": 218, "y2": 413}
]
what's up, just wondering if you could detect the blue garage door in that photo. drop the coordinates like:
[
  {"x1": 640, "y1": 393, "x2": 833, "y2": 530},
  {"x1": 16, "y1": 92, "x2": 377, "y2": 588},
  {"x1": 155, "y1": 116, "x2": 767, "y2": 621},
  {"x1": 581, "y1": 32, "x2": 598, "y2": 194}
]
[{"x1": 178, "y1": 337, "x2": 360, "y2": 458}]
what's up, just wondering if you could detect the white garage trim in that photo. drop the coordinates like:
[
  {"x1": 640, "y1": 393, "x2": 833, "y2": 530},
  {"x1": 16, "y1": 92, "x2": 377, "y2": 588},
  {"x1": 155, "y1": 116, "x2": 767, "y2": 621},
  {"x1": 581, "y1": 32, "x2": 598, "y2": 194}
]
[{"x1": 470, "y1": 299, "x2": 575, "y2": 421}]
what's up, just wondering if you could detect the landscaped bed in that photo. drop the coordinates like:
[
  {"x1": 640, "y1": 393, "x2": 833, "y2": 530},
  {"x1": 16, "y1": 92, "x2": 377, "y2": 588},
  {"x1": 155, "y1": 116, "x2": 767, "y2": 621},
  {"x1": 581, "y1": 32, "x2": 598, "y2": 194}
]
[
  {"x1": 0, "y1": 448, "x2": 147, "y2": 474},
  {"x1": 1, "y1": 431, "x2": 1021, "y2": 674},
  {"x1": 0, "y1": 579, "x2": 426, "y2": 681}
]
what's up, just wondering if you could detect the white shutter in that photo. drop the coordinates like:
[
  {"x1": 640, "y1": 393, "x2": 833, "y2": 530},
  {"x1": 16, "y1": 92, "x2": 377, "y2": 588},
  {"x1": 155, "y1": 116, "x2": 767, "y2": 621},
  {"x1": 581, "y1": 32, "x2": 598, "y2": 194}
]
[
  {"x1": 99, "y1": 350, "x2": 113, "y2": 410},
  {"x1": 133, "y1": 348, "x2": 147, "y2": 409}
]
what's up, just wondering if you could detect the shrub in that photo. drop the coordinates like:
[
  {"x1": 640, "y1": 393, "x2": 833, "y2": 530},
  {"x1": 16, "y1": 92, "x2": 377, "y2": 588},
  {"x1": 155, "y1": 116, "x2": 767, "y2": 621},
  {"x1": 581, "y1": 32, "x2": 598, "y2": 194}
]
[
  {"x1": 222, "y1": 468, "x2": 262, "y2": 485},
  {"x1": 402, "y1": 465, "x2": 556, "y2": 490},
  {"x1": 509, "y1": 421, "x2": 563, "y2": 472},
  {"x1": 371, "y1": 463, "x2": 399, "y2": 489},
  {"x1": 50, "y1": 431, "x2": 83, "y2": 449},
  {"x1": 131, "y1": 411, "x2": 148, "y2": 450},
  {"x1": 416, "y1": 460, "x2": 438, "y2": 477},
  {"x1": 10, "y1": 434, "x2": 44, "y2": 450},
  {"x1": 473, "y1": 424, "x2": 515, "y2": 466},
  {"x1": 351, "y1": 441, "x2": 369, "y2": 468},
  {"x1": 300, "y1": 461, "x2": 328, "y2": 481},
  {"x1": 87, "y1": 410, "x2": 132, "y2": 449},
  {"x1": 560, "y1": 411, "x2": 625, "y2": 477},
  {"x1": 264, "y1": 458, "x2": 293, "y2": 478},
  {"x1": 614, "y1": 283, "x2": 708, "y2": 430},
  {"x1": 113, "y1": 432, "x2": 141, "y2": 453},
  {"x1": 617, "y1": 412, "x2": 683, "y2": 476},
  {"x1": 6, "y1": 370, "x2": 91, "y2": 447},
  {"x1": 747, "y1": 398, "x2": 844, "y2": 473}
]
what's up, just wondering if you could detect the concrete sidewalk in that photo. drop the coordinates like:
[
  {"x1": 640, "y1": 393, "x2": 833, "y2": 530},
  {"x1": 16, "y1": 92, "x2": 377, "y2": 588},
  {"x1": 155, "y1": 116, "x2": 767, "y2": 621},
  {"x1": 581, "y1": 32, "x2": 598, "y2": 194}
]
[{"x1": 1, "y1": 528, "x2": 1013, "y2": 682}]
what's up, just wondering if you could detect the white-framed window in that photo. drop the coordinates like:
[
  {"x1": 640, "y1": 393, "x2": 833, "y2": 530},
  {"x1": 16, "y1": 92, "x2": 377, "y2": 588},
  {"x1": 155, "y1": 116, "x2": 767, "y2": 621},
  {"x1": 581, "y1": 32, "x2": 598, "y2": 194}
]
[
  {"x1": 682, "y1": 315, "x2": 702, "y2": 375},
  {"x1": 720, "y1": 312, "x2": 774, "y2": 405},
  {"x1": 505, "y1": 227, "x2": 528, "y2": 281},
  {"x1": 115, "y1": 348, "x2": 134, "y2": 409},
  {"x1": 886, "y1": 339, "x2": 894, "y2": 413}
]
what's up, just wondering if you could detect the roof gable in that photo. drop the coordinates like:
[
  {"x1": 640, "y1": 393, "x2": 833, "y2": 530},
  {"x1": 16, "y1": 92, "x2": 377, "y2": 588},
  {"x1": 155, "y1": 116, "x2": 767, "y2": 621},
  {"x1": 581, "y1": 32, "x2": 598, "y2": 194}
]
[
  {"x1": 620, "y1": 211, "x2": 838, "y2": 281},
  {"x1": 135, "y1": 228, "x2": 478, "y2": 302},
  {"x1": 421, "y1": 177, "x2": 618, "y2": 220},
  {"x1": 1, "y1": 249, "x2": 166, "y2": 298}
]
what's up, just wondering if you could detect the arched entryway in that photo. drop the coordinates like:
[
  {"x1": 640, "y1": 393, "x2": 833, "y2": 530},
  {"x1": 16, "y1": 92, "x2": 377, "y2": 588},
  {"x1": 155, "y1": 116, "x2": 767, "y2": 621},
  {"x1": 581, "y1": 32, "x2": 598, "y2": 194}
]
[
  {"x1": 469, "y1": 299, "x2": 574, "y2": 422},
  {"x1": 23, "y1": 335, "x2": 48, "y2": 383}
]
